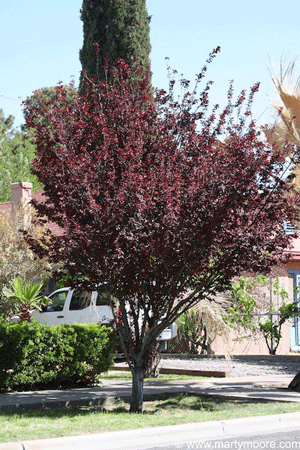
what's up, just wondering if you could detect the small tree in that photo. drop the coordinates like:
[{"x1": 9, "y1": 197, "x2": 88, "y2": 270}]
[
  {"x1": 258, "y1": 278, "x2": 298, "y2": 355},
  {"x1": 0, "y1": 205, "x2": 50, "y2": 320},
  {"x1": 224, "y1": 275, "x2": 299, "y2": 355},
  {"x1": 24, "y1": 51, "x2": 300, "y2": 412},
  {"x1": 259, "y1": 302, "x2": 298, "y2": 355}
]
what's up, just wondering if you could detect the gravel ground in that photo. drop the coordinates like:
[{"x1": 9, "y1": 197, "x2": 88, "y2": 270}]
[{"x1": 159, "y1": 356, "x2": 300, "y2": 377}]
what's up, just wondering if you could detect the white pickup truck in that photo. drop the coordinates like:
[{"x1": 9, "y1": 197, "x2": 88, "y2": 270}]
[{"x1": 32, "y1": 287, "x2": 177, "y2": 343}]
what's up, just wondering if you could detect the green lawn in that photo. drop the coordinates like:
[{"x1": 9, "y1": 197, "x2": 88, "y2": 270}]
[
  {"x1": 2, "y1": 393, "x2": 300, "y2": 444},
  {"x1": 2, "y1": 369, "x2": 300, "y2": 444}
]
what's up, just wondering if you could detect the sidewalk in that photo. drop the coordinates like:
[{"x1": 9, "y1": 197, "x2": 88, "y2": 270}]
[
  {"x1": 0, "y1": 374, "x2": 299, "y2": 411},
  {"x1": 1, "y1": 373, "x2": 300, "y2": 449}
]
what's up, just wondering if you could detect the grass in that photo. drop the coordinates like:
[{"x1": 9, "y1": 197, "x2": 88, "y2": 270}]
[
  {"x1": 2, "y1": 369, "x2": 300, "y2": 444},
  {"x1": 2, "y1": 394, "x2": 300, "y2": 444}
]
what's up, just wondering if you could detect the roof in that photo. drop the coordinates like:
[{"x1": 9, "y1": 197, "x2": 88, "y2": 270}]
[
  {"x1": 0, "y1": 189, "x2": 64, "y2": 237},
  {"x1": 32, "y1": 190, "x2": 64, "y2": 237},
  {"x1": 1, "y1": 201, "x2": 12, "y2": 216}
]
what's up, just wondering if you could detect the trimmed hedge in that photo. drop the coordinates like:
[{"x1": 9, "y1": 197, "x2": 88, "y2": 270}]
[{"x1": 0, "y1": 321, "x2": 116, "y2": 391}]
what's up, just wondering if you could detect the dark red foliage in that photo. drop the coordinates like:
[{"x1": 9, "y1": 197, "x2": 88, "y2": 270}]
[{"x1": 24, "y1": 52, "x2": 299, "y2": 411}]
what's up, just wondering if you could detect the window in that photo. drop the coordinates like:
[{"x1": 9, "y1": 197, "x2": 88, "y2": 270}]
[
  {"x1": 284, "y1": 221, "x2": 299, "y2": 235},
  {"x1": 288, "y1": 270, "x2": 300, "y2": 351},
  {"x1": 69, "y1": 291, "x2": 91, "y2": 311},
  {"x1": 96, "y1": 290, "x2": 110, "y2": 306},
  {"x1": 42, "y1": 291, "x2": 67, "y2": 312}
]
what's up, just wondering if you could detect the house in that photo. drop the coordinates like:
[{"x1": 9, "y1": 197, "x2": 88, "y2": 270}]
[
  {"x1": 210, "y1": 231, "x2": 300, "y2": 355},
  {"x1": 0, "y1": 182, "x2": 62, "y2": 294},
  {"x1": 2, "y1": 181, "x2": 62, "y2": 237}
]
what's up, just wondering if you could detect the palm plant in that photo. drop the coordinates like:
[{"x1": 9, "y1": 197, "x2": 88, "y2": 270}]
[
  {"x1": 265, "y1": 59, "x2": 300, "y2": 222},
  {"x1": 2, "y1": 278, "x2": 49, "y2": 322},
  {"x1": 269, "y1": 59, "x2": 300, "y2": 150}
]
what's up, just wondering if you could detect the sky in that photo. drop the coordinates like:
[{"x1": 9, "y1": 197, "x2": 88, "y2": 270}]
[{"x1": 1, "y1": 0, "x2": 300, "y2": 130}]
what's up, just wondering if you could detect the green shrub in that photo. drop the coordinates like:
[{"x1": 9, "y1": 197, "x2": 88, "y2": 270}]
[
  {"x1": 0, "y1": 321, "x2": 116, "y2": 391},
  {"x1": 259, "y1": 302, "x2": 299, "y2": 355}
]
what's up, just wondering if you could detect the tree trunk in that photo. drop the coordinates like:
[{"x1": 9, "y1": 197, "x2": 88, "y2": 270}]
[
  {"x1": 19, "y1": 305, "x2": 31, "y2": 322},
  {"x1": 288, "y1": 371, "x2": 300, "y2": 391},
  {"x1": 144, "y1": 342, "x2": 161, "y2": 378},
  {"x1": 130, "y1": 364, "x2": 144, "y2": 413}
]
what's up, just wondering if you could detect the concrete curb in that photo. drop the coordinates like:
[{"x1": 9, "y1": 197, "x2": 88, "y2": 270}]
[
  {"x1": 0, "y1": 444, "x2": 24, "y2": 450},
  {"x1": 3, "y1": 411, "x2": 300, "y2": 450}
]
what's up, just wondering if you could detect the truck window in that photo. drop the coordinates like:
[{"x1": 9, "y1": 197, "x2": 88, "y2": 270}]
[
  {"x1": 69, "y1": 291, "x2": 91, "y2": 310},
  {"x1": 96, "y1": 290, "x2": 110, "y2": 306},
  {"x1": 42, "y1": 291, "x2": 67, "y2": 312}
]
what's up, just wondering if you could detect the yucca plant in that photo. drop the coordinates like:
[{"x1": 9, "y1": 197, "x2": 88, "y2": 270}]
[{"x1": 2, "y1": 278, "x2": 49, "y2": 322}]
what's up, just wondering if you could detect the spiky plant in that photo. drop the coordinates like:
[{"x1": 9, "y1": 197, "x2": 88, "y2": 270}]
[
  {"x1": 270, "y1": 59, "x2": 300, "y2": 149},
  {"x1": 265, "y1": 59, "x2": 300, "y2": 222},
  {"x1": 2, "y1": 278, "x2": 49, "y2": 322}
]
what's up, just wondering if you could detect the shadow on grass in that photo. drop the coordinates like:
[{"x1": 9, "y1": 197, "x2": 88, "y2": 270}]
[
  {"x1": 0, "y1": 394, "x2": 246, "y2": 419},
  {"x1": 152, "y1": 393, "x2": 233, "y2": 413}
]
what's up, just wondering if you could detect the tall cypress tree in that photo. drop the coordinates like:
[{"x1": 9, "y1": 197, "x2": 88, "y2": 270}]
[{"x1": 79, "y1": 0, "x2": 151, "y2": 80}]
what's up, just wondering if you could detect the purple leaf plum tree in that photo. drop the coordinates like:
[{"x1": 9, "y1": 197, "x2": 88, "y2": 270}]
[{"x1": 24, "y1": 49, "x2": 299, "y2": 412}]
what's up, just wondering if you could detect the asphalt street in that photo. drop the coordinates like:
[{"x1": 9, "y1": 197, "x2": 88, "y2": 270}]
[{"x1": 144, "y1": 429, "x2": 300, "y2": 450}]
